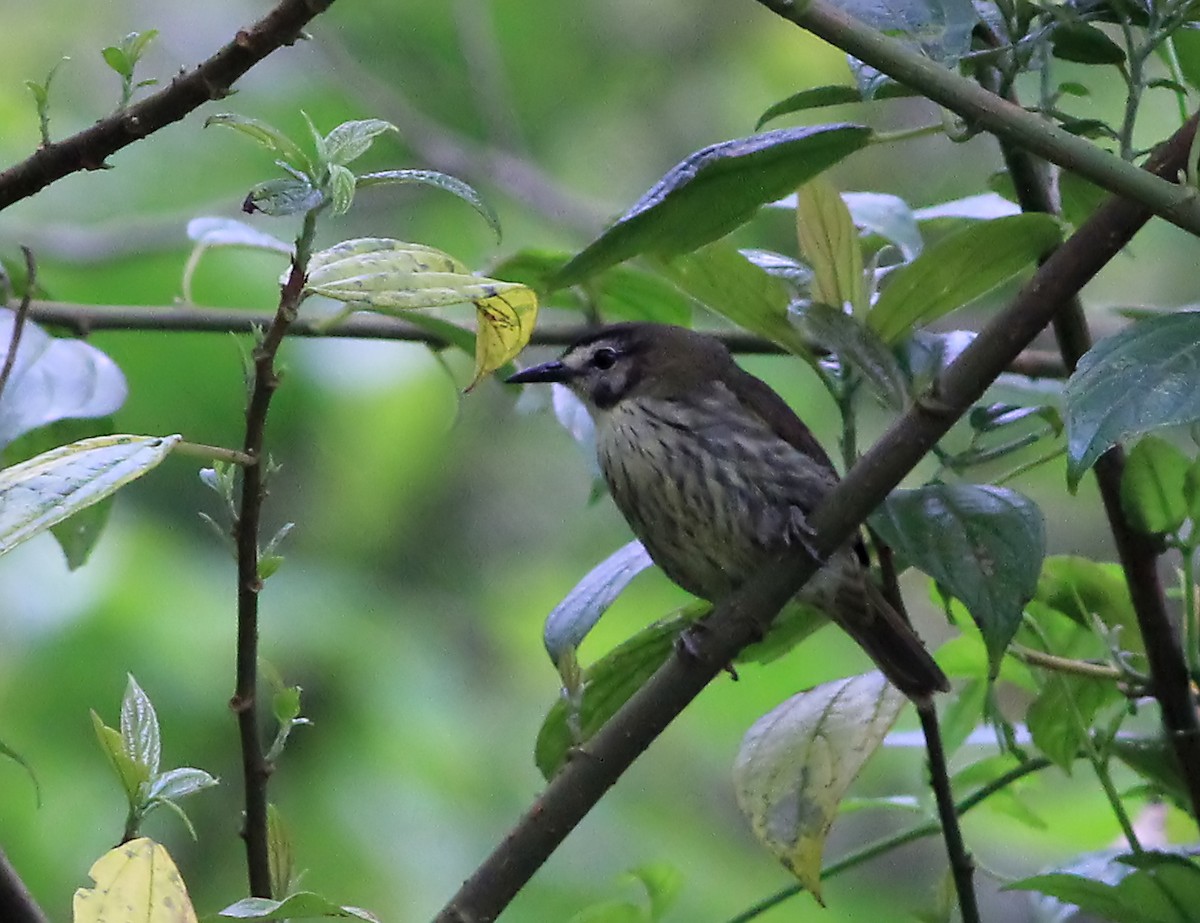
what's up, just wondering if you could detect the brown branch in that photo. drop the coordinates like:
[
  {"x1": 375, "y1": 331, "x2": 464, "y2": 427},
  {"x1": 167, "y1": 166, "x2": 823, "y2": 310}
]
[
  {"x1": 0, "y1": 848, "x2": 48, "y2": 923},
  {"x1": 231, "y1": 210, "x2": 317, "y2": 898},
  {"x1": 0, "y1": 0, "x2": 337, "y2": 212},
  {"x1": 24, "y1": 301, "x2": 1071, "y2": 378},
  {"x1": 0, "y1": 249, "x2": 36, "y2": 404},
  {"x1": 433, "y1": 111, "x2": 1200, "y2": 923}
]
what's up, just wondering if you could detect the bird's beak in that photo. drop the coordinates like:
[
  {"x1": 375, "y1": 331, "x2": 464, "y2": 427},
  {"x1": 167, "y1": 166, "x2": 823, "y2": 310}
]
[{"x1": 505, "y1": 359, "x2": 572, "y2": 384}]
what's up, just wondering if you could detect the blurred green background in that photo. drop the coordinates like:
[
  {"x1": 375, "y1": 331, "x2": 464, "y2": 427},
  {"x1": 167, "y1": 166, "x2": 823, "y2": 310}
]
[{"x1": 1, "y1": 1, "x2": 1196, "y2": 921}]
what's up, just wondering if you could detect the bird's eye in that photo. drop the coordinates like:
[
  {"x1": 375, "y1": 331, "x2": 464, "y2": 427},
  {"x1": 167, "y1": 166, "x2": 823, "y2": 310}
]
[{"x1": 591, "y1": 347, "x2": 618, "y2": 370}]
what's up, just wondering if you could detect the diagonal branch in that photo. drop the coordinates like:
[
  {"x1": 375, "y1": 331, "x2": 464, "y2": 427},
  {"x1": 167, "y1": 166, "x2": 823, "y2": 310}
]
[
  {"x1": 433, "y1": 107, "x2": 1199, "y2": 923},
  {"x1": 0, "y1": 0, "x2": 338, "y2": 212},
  {"x1": 751, "y1": 0, "x2": 1200, "y2": 238}
]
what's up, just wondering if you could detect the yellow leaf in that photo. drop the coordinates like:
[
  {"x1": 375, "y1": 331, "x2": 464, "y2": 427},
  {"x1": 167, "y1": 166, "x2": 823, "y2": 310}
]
[
  {"x1": 471, "y1": 283, "x2": 539, "y2": 390},
  {"x1": 74, "y1": 837, "x2": 197, "y2": 923},
  {"x1": 796, "y1": 178, "x2": 864, "y2": 315}
]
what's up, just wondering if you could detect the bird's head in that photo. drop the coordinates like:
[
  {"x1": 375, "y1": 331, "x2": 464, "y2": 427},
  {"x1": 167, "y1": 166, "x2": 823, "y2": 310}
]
[{"x1": 506, "y1": 323, "x2": 734, "y2": 410}]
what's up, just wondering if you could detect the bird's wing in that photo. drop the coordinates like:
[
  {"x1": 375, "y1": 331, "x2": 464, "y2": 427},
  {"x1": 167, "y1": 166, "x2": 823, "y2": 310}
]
[{"x1": 728, "y1": 365, "x2": 840, "y2": 476}]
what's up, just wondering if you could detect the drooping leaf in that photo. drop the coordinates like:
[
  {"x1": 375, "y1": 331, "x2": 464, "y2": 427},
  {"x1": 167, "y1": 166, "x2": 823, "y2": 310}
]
[
  {"x1": 1120, "y1": 436, "x2": 1191, "y2": 536},
  {"x1": 658, "y1": 241, "x2": 812, "y2": 357},
  {"x1": 535, "y1": 611, "x2": 701, "y2": 779},
  {"x1": 1066, "y1": 313, "x2": 1200, "y2": 489},
  {"x1": 1009, "y1": 851, "x2": 1200, "y2": 923},
  {"x1": 755, "y1": 83, "x2": 916, "y2": 128},
  {"x1": 543, "y1": 541, "x2": 654, "y2": 664},
  {"x1": 0, "y1": 309, "x2": 127, "y2": 450},
  {"x1": 243, "y1": 177, "x2": 324, "y2": 217},
  {"x1": 552, "y1": 124, "x2": 872, "y2": 287},
  {"x1": 0, "y1": 434, "x2": 180, "y2": 557},
  {"x1": 218, "y1": 892, "x2": 380, "y2": 921},
  {"x1": 796, "y1": 302, "x2": 908, "y2": 409},
  {"x1": 205, "y1": 113, "x2": 311, "y2": 174},
  {"x1": 357, "y1": 170, "x2": 501, "y2": 241},
  {"x1": 73, "y1": 838, "x2": 197, "y2": 923},
  {"x1": 795, "y1": 178, "x2": 866, "y2": 315},
  {"x1": 867, "y1": 214, "x2": 1062, "y2": 343},
  {"x1": 733, "y1": 673, "x2": 906, "y2": 901},
  {"x1": 872, "y1": 484, "x2": 1045, "y2": 670}
]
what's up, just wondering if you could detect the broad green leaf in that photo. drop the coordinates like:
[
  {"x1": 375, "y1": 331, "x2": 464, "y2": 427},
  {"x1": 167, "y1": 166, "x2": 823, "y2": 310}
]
[
  {"x1": 795, "y1": 178, "x2": 865, "y2": 314},
  {"x1": 218, "y1": 893, "x2": 379, "y2": 921},
  {"x1": 755, "y1": 83, "x2": 916, "y2": 128},
  {"x1": 1051, "y1": 22, "x2": 1126, "y2": 65},
  {"x1": 74, "y1": 838, "x2": 197, "y2": 923},
  {"x1": 321, "y1": 118, "x2": 397, "y2": 167},
  {"x1": 872, "y1": 484, "x2": 1045, "y2": 670},
  {"x1": 0, "y1": 434, "x2": 180, "y2": 557},
  {"x1": 1066, "y1": 313, "x2": 1200, "y2": 489},
  {"x1": 205, "y1": 113, "x2": 311, "y2": 174},
  {"x1": 121, "y1": 675, "x2": 160, "y2": 778},
  {"x1": 0, "y1": 309, "x2": 127, "y2": 450},
  {"x1": 147, "y1": 767, "x2": 218, "y2": 802},
  {"x1": 1120, "y1": 436, "x2": 1191, "y2": 535},
  {"x1": 543, "y1": 541, "x2": 654, "y2": 664},
  {"x1": 243, "y1": 177, "x2": 324, "y2": 217},
  {"x1": 552, "y1": 124, "x2": 872, "y2": 287},
  {"x1": 1033, "y1": 555, "x2": 1138, "y2": 650},
  {"x1": 357, "y1": 170, "x2": 501, "y2": 241},
  {"x1": 1111, "y1": 735, "x2": 1189, "y2": 809},
  {"x1": 1026, "y1": 674, "x2": 1120, "y2": 771},
  {"x1": 796, "y1": 302, "x2": 907, "y2": 409},
  {"x1": 1009, "y1": 852, "x2": 1200, "y2": 923},
  {"x1": 305, "y1": 238, "x2": 538, "y2": 387},
  {"x1": 733, "y1": 673, "x2": 905, "y2": 900},
  {"x1": 658, "y1": 241, "x2": 812, "y2": 358},
  {"x1": 182, "y1": 217, "x2": 292, "y2": 302},
  {"x1": 1174, "y1": 28, "x2": 1200, "y2": 93},
  {"x1": 535, "y1": 612, "x2": 701, "y2": 779},
  {"x1": 101, "y1": 46, "x2": 131, "y2": 79},
  {"x1": 91, "y1": 711, "x2": 147, "y2": 802},
  {"x1": 843, "y1": 191, "x2": 922, "y2": 261},
  {"x1": 867, "y1": 214, "x2": 1062, "y2": 343}
]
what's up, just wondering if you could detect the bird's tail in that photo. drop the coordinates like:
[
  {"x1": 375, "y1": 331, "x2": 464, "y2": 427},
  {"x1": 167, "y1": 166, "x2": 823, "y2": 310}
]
[{"x1": 831, "y1": 571, "x2": 949, "y2": 702}]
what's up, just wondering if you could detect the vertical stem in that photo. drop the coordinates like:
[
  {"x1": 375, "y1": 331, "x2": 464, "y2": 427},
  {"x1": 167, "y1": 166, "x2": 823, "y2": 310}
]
[
  {"x1": 232, "y1": 208, "x2": 318, "y2": 897},
  {"x1": 1180, "y1": 540, "x2": 1198, "y2": 676},
  {"x1": 0, "y1": 849, "x2": 48, "y2": 923},
  {"x1": 0, "y1": 248, "x2": 36, "y2": 404},
  {"x1": 917, "y1": 702, "x2": 981, "y2": 923}
]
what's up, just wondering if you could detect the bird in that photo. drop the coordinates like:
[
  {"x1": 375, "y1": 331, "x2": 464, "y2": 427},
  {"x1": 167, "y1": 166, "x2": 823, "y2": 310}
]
[{"x1": 506, "y1": 321, "x2": 948, "y2": 701}]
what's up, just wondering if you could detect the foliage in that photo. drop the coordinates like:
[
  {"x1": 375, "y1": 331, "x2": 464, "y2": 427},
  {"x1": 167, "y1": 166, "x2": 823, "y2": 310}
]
[{"x1": 3, "y1": 1, "x2": 1200, "y2": 922}]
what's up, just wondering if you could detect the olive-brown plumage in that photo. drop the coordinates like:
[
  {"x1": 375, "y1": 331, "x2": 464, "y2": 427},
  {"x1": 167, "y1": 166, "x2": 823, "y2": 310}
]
[{"x1": 508, "y1": 322, "x2": 948, "y2": 700}]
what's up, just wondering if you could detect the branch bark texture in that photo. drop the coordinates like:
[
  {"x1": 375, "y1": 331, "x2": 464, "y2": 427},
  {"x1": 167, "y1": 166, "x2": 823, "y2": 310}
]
[
  {"x1": 0, "y1": 0, "x2": 336, "y2": 212},
  {"x1": 434, "y1": 110, "x2": 1200, "y2": 923}
]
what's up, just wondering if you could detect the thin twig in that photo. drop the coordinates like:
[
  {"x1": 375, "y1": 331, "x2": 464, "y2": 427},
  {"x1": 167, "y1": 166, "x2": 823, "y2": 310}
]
[
  {"x1": 0, "y1": 248, "x2": 36, "y2": 404},
  {"x1": 0, "y1": 848, "x2": 49, "y2": 923},
  {"x1": 0, "y1": 0, "x2": 338, "y2": 212},
  {"x1": 231, "y1": 208, "x2": 319, "y2": 898},
  {"x1": 725, "y1": 757, "x2": 1053, "y2": 923},
  {"x1": 433, "y1": 101, "x2": 1200, "y2": 923},
  {"x1": 23, "y1": 301, "x2": 1072, "y2": 379}
]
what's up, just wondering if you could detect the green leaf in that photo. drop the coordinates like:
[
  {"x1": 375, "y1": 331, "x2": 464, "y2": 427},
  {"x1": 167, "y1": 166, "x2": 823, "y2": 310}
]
[
  {"x1": 267, "y1": 804, "x2": 296, "y2": 902},
  {"x1": 0, "y1": 434, "x2": 180, "y2": 557},
  {"x1": 1026, "y1": 674, "x2": 1120, "y2": 771},
  {"x1": 658, "y1": 241, "x2": 812, "y2": 358},
  {"x1": 356, "y1": 169, "x2": 501, "y2": 241},
  {"x1": 91, "y1": 711, "x2": 147, "y2": 803},
  {"x1": 1173, "y1": 28, "x2": 1200, "y2": 93},
  {"x1": 755, "y1": 83, "x2": 916, "y2": 128},
  {"x1": 843, "y1": 191, "x2": 922, "y2": 261},
  {"x1": 0, "y1": 309, "x2": 127, "y2": 450},
  {"x1": 872, "y1": 484, "x2": 1045, "y2": 670},
  {"x1": 1051, "y1": 22, "x2": 1127, "y2": 65},
  {"x1": 535, "y1": 612, "x2": 700, "y2": 779},
  {"x1": 327, "y1": 164, "x2": 356, "y2": 216},
  {"x1": 543, "y1": 541, "x2": 654, "y2": 664},
  {"x1": 1110, "y1": 735, "x2": 1189, "y2": 809},
  {"x1": 244, "y1": 178, "x2": 324, "y2": 217},
  {"x1": 566, "y1": 901, "x2": 646, "y2": 923},
  {"x1": 624, "y1": 864, "x2": 683, "y2": 922},
  {"x1": 321, "y1": 118, "x2": 397, "y2": 167},
  {"x1": 205, "y1": 113, "x2": 311, "y2": 174},
  {"x1": 795, "y1": 178, "x2": 865, "y2": 314},
  {"x1": 121, "y1": 675, "x2": 160, "y2": 778},
  {"x1": 796, "y1": 302, "x2": 907, "y2": 409},
  {"x1": 552, "y1": 124, "x2": 872, "y2": 287},
  {"x1": 733, "y1": 673, "x2": 906, "y2": 901},
  {"x1": 1033, "y1": 556, "x2": 1138, "y2": 649},
  {"x1": 867, "y1": 214, "x2": 1062, "y2": 343},
  {"x1": 1067, "y1": 314, "x2": 1200, "y2": 489},
  {"x1": 101, "y1": 46, "x2": 132, "y2": 79},
  {"x1": 1120, "y1": 436, "x2": 1191, "y2": 535},
  {"x1": 147, "y1": 767, "x2": 218, "y2": 802},
  {"x1": 218, "y1": 892, "x2": 380, "y2": 921},
  {"x1": 1008, "y1": 852, "x2": 1200, "y2": 923}
]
